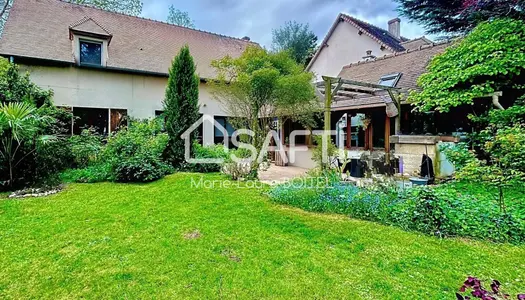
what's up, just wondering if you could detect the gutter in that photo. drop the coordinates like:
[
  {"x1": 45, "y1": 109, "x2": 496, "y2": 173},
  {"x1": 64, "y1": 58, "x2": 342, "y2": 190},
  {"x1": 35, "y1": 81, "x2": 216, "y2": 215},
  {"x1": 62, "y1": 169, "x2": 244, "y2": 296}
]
[{"x1": 2, "y1": 54, "x2": 210, "y2": 82}]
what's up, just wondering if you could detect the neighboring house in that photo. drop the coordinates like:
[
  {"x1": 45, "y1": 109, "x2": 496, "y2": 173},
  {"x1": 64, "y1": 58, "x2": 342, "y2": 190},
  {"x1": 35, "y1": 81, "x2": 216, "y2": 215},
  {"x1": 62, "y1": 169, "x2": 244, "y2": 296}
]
[
  {"x1": 306, "y1": 13, "x2": 433, "y2": 81},
  {"x1": 0, "y1": 0, "x2": 255, "y2": 145}
]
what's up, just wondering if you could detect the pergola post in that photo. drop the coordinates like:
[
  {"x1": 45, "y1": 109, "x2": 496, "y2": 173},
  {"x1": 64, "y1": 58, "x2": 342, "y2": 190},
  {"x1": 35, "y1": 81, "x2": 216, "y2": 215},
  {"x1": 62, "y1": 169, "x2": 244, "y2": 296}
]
[
  {"x1": 395, "y1": 101, "x2": 401, "y2": 135},
  {"x1": 323, "y1": 76, "x2": 332, "y2": 133}
]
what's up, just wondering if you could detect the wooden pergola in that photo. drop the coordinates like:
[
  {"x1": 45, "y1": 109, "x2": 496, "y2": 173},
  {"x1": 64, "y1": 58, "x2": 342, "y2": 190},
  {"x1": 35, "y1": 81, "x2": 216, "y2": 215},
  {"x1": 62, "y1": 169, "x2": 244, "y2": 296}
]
[{"x1": 316, "y1": 76, "x2": 402, "y2": 152}]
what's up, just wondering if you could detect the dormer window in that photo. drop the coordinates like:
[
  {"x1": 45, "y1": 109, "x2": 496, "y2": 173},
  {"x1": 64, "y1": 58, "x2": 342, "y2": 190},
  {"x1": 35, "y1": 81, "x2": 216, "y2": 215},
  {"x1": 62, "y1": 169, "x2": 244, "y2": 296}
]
[
  {"x1": 69, "y1": 17, "x2": 112, "y2": 67},
  {"x1": 80, "y1": 40, "x2": 102, "y2": 66}
]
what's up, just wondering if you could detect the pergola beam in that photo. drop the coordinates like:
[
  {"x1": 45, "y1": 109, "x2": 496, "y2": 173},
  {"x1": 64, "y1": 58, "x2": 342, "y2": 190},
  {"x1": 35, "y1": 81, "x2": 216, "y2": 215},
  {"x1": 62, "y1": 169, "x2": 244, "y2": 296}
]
[
  {"x1": 318, "y1": 76, "x2": 402, "y2": 132},
  {"x1": 338, "y1": 86, "x2": 376, "y2": 95},
  {"x1": 337, "y1": 78, "x2": 401, "y2": 91},
  {"x1": 318, "y1": 89, "x2": 358, "y2": 99}
]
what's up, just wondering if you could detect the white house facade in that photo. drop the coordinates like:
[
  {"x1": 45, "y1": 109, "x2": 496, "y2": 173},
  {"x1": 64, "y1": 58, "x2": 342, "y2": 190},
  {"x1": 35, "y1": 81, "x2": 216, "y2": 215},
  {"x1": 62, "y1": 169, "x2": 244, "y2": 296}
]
[
  {"x1": 0, "y1": 0, "x2": 254, "y2": 145},
  {"x1": 306, "y1": 14, "x2": 432, "y2": 81}
]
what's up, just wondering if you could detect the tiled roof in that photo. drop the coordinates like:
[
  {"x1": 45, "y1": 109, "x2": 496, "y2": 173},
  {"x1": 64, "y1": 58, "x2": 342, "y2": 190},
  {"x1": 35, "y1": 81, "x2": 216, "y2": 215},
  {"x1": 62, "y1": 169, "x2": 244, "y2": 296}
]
[
  {"x1": 306, "y1": 13, "x2": 409, "y2": 72},
  {"x1": 400, "y1": 36, "x2": 433, "y2": 50},
  {"x1": 332, "y1": 41, "x2": 453, "y2": 110},
  {"x1": 0, "y1": 0, "x2": 257, "y2": 79},
  {"x1": 340, "y1": 14, "x2": 406, "y2": 52}
]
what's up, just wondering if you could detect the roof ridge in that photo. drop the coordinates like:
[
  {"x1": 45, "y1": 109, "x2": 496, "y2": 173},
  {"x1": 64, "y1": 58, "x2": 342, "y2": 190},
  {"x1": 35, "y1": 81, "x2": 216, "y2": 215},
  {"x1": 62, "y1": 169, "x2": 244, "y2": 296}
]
[
  {"x1": 56, "y1": 0, "x2": 258, "y2": 45},
  {"x1": 340, "y1": 13, "x2": 403, "y2": 43},
  {"x1": 339, "y1": 13, "x2": 404, "y2": 52},
  {"x1": 341, "y1": 39, "x2": 455, "y2": 69},
  {"x1": 400, "y1": 36, "x2": 432, "y2": 45}
]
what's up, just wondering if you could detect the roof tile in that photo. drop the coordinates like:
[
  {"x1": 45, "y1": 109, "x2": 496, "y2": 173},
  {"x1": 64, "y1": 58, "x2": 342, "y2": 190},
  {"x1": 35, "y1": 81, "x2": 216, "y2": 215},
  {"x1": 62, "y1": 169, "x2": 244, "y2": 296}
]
[
  {"x1": 340, "y1": 14, "x2": 406, "y2": 52},
  {"x1": 333, "y1": 41, "x2": 453, "y2": 109},
  {"x1": 0, "y1": 0, "x2": 257, "y2": 79}
]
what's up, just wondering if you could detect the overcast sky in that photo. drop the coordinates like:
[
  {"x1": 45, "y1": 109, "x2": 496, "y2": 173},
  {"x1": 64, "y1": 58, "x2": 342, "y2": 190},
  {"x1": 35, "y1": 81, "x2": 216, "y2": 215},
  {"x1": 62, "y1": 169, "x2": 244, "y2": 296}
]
[{"x1": 141, "y1": 0, "x2": 429, "y2": 47}]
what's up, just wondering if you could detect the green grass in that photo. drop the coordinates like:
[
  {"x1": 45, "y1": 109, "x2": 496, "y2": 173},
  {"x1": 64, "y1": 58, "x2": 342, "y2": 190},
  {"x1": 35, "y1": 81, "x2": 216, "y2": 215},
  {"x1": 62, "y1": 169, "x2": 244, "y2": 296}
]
[{"x1": 0, "y1": 174, "x2": 523, "y2": 299}]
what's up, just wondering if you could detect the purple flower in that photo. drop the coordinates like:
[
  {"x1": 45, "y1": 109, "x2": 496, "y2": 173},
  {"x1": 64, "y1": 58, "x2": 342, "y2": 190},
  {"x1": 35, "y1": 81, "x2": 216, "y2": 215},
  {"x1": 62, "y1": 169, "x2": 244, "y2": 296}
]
[
  {"x1": 472, "y1": 288, "x2": 487, "y2": 298},
  {"x1": 490, "y1": 280, "x2": 500, "y2": 294}
]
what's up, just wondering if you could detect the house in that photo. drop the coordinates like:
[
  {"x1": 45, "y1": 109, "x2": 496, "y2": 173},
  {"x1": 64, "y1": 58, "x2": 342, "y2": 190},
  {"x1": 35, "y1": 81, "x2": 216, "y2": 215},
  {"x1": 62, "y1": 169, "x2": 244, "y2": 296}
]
[
  {"x1": 0, "y1": 0, "x2": 254, "y2": 145},
  {"x1": 332, "y1": 41, "x2": 458, "y2": 176},
  {"x1": 286, "y1": 40, "x2": 463, "y2": 177},
  {"x1": 306, "y1": 13, "x2": 433, "y2": 81}
]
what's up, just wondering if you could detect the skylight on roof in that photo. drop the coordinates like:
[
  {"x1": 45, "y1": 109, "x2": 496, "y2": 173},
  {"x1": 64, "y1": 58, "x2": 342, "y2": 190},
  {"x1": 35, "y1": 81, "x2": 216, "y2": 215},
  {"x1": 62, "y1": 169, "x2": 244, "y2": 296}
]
[{"x1": 378, "y1": 73, "x2": 402, "y2": 87}]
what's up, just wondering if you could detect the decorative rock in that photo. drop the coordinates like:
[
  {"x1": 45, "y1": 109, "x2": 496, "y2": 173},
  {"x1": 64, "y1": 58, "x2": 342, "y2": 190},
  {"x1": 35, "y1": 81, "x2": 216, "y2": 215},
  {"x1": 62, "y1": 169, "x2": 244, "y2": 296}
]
[{"x1": 8, "y1": 186, "x2": 62, "y2": 199}]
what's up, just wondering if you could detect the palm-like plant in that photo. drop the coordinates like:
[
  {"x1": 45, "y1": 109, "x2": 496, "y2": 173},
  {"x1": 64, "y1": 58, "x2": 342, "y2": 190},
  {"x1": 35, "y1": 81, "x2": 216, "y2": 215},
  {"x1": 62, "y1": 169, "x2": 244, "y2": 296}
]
[{"x1": 0, "y1": 102, "x2": 55, "y2": 187}]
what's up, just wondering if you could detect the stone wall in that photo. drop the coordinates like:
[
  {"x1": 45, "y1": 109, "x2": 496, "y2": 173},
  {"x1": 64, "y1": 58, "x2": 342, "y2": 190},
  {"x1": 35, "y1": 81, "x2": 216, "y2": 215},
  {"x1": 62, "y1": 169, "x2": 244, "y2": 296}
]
[
  {"x1": 395, "y1": 143, "x2": 437, "y2": 176},
  {"x1": 391, "y1": 135, "x2": 459, "y2": 177}
]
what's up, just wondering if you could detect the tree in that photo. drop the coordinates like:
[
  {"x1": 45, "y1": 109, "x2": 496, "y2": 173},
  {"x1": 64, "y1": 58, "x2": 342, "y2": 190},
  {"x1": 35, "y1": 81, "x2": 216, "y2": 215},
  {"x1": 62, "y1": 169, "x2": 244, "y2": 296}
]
[
  {"x1": 67, "y1": 0, "x2": 143, "y2": 16},
  {"x1": 166, "y1": 5, "x2": 195, "y2": 28},
  {"x1": 0, "y1": 60, "x2": 73, "y2": 190},
  {"x1": 409, "y1": 19, "x2": 525, "y2": 208},
  {"x1": 0, "y1": 0, "x2": 12, "y2": 33},
  {"x1": 210, "y1": 46, "x2": 319, "y2": 174},
  {"x1": 408, "y1": 19, "x2": 525, "y2": 112},
  {"x1": 272, "y1": 21, "x2": 318, "y2": 66},
  {"x1": 440, "y1": 103, "x2": 525, "y2": 211},
  {"x1": 0, "y1": 102, "x2": 55, "y2": 188},
  {"x1": 395, "y1": 0, "x2": 525, "y2": 35},
  {"x1": 163, "y1": 45, "x2": 200, "y2": 168}
]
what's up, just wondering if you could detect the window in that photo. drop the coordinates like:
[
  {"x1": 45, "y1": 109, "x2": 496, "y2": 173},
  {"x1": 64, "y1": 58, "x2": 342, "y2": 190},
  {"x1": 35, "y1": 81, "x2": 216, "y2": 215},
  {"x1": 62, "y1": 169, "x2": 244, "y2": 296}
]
[
  {"x1": 110, "y1": 109, "x2": 128, "y2": 132},
  {"x1": 350, "y1": 114, "x2": 366, "y2": 148},
  {"x1": 378, "y1": 73, "x2": 402, "y2": 87},
  {"x1": 80, "y1": 40, "x2": 102, "y2": 66},
  {"x1": 214, "y1": 116, "x2": 235, "y2": 145},
  {"x1": 73, "y1": 107, "x2": 109, "y2": 135}
]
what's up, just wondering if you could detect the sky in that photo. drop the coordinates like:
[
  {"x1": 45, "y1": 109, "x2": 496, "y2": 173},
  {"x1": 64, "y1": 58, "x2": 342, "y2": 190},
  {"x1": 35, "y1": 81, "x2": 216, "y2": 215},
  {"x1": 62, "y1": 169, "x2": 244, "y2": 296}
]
[{"x1": 141, "y1": 0, "x2": 430, "y2": 47}]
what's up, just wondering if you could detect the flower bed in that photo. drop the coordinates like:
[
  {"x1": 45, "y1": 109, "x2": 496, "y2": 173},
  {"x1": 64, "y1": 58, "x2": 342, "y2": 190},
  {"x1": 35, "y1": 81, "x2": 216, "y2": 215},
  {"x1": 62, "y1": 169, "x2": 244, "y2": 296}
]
[{"x1": 269, "y1": 177, "x2": 525, "y2": 244}]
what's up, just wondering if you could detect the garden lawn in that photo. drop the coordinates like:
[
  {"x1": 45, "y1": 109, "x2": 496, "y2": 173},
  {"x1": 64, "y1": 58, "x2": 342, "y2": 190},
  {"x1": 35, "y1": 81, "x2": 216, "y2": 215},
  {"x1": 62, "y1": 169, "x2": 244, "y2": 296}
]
[{"x1": 0, "y1": 174, "x2": 523, "y2": 299}]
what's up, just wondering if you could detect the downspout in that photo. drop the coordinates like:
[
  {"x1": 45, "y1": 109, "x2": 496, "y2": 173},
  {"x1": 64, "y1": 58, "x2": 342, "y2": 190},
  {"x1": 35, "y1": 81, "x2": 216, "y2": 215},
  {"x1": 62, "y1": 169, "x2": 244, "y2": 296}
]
[{"x1": 492, "y1": 91, "x2": 504, "y2": 110}]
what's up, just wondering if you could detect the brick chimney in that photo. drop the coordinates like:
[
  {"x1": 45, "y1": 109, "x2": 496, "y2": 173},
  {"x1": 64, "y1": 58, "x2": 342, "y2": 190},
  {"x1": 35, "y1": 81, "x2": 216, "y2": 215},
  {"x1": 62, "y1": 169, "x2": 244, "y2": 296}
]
[{"x1": 388, "y1": 18, "x2": 401, "y2": 39}]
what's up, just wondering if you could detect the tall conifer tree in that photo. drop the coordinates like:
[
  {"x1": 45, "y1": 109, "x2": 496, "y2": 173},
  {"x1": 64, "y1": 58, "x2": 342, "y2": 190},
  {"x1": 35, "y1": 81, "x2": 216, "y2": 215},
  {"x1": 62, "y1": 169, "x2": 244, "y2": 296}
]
[{"x1": 163, "y1": 45, "x2": 200, "y2": 168}]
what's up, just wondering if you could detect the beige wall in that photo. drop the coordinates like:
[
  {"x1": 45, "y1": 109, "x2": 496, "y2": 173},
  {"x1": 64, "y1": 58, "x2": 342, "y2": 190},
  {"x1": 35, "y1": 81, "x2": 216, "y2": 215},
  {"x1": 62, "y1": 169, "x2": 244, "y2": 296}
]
[
  {"x1": 308, "y1": 21, "x2": 393, "y2": 81},
  {"x1": 287, "y1": 147, "x2": 316, "y2": 169},
  {"x1": 20, "y1": 65, "x2": 227, "y2": 145}
]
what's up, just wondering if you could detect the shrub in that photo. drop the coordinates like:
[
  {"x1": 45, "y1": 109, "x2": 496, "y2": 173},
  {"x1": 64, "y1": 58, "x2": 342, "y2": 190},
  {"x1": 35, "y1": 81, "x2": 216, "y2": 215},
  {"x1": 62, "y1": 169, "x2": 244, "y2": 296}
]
[
  {"x1": 0, "y1": 61, "x2": 72, "y2": 190},
  {"x1": 311, "y1": 135, "x2": 338, "y2": 170},
  {"x1": 190, "y1": 142, "x2": 229, "y2": 173},
  {"x1": 61, "y1": 163, "x2": 112, "y2": 183},
  {"x1": 104, "y1": 119, "x2": 173, "y2": 182},
  {"x1": 63, "y1": 119, "x2": 173, "y2": 183},
  {"x1": 269, "y1": 178, "x2": 525, "y2": 244},
  {"x1": 222, "y1": 148, "x2": 256, "y2": 180},
  {"x1": 69, "y1": 128, "x2": 103, "y2": 168}
]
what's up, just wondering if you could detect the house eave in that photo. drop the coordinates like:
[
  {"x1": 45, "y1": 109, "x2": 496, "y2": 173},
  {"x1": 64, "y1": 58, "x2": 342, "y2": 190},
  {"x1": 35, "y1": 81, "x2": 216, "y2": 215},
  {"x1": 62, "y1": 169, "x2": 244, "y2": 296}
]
[{"x1": 1, "y1": 54, "x2": 209, "y2": 81}]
